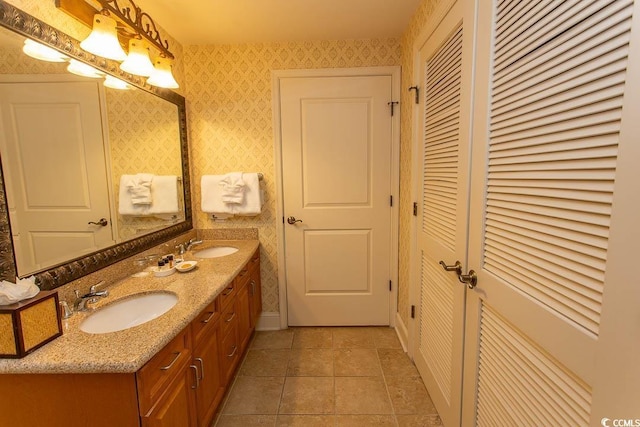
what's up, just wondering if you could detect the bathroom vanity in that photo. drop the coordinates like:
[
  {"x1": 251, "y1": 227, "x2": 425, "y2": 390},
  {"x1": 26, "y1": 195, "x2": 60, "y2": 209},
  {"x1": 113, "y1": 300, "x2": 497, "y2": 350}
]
[{"x1": 0, "y1": 240, "x2": 261, "y2": 427}]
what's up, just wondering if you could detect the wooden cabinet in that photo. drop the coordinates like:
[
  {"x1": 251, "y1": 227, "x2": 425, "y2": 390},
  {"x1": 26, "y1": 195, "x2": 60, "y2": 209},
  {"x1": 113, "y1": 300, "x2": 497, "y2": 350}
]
[
  {"x1": 191, "y1": 299, "x2": 224, "y2": 427},
  {"x1": 0, "y1": 246, "x2": 262, "y2": 427}
]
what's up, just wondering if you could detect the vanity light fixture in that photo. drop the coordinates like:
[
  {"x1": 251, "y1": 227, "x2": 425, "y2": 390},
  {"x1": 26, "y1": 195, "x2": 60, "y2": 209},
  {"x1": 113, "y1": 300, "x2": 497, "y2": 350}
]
[
  {"x1": 104, "y1": 74, "x2": 131, "y2": 90},
  {"x1": 147, "y1": 55, "x2": 179, "y2": 89},
  {"x1": 119, "y1": 38, "x2": 155, "y2": 77},
  {"x1": 80, "y1": 12, "x2": 127, "y2": 62},
  {"x1": 22, "y1": 39, "x2": 69, "y2": 62},
  {"x1": 67, "y1": 59, "x2": 104, "y2": 78}
]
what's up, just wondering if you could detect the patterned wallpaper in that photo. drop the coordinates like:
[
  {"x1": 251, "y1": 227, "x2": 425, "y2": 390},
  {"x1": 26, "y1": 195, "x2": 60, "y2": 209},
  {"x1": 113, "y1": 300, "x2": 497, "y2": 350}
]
[
  {"x1": 184, "y1": 39, "x2": 401, "y2": 313},
  {"x1": 397, "y1": 0, "x2": 441, "y2": 327}
]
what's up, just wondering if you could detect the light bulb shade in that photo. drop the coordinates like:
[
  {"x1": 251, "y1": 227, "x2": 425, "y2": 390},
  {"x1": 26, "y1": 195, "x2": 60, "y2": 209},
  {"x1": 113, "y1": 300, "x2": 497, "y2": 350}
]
[
  {"x1": 67, "y1": 59, "x2": 104, "y2": 78},
  {"x1": 80, "y1": 14, "x2": 127, "y2": 61},
  {"x1": 120, "y1": 39, "x2": 155, "y2": 76},
  {"x1": 22, "y1": 39, "x2": 69, "y2": 62},
  {"x1": 104, "y1": 75, "x2": 131, "y2": 90},
  {"x1": 147, "y1": 56, "x2": 179, "y2": 89}
]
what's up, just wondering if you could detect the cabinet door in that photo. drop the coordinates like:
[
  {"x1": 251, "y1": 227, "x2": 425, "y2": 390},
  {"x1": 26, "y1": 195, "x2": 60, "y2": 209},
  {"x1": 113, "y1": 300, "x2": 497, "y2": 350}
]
[
  {"x1": 141, "y1": 364, "x2": 197, "y2": 427},
  {"x1": 219, "y1": 323, "x2": 239, "y2": 384},
  {"x1": 193, "y1": 321, "x2": 225, "y2": 427},
  {"x1": 249, "y1": 268, "x2": 262, "y2": 329},
  {"x1": 236, "y1": 283, "x2": 252, "y2": 352}
]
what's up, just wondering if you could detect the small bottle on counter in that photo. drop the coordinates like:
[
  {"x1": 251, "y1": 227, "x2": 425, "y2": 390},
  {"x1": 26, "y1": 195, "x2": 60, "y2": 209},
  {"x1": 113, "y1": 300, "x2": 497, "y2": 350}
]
[{"x1": 167, "y1": 254, "x2": 174, "y2": 268}]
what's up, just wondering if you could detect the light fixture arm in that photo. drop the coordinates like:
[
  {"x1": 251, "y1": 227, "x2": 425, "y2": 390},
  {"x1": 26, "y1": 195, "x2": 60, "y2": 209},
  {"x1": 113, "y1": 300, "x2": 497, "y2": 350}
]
[{"x1": 95, "y1": 0, "x2": 174, "y2": 59}]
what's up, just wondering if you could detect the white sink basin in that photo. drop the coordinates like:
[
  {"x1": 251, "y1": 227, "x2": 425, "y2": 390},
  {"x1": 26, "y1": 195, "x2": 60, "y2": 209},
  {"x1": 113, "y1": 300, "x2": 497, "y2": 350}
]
[
  {"x1": 80, "y1": 292, "x2": 178, "y2": 334},
  {"x1": 194, "y1": 246, "x2": 239, "y2": 258}
]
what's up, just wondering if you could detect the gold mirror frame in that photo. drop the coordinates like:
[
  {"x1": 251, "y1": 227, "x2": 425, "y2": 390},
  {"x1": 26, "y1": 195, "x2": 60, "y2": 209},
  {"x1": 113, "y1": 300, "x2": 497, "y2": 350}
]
[{"x1": 0, "y1": 1, "x2": 192, "y2": 290}]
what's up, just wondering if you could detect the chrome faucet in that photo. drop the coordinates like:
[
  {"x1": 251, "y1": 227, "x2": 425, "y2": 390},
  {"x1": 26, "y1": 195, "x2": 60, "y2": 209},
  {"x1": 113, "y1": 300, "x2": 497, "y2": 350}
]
[
  {"x1": 186, "y1": 238, "x2": 203, "y2": 251},
  {"x1": 74, "y1": 281, "x2": 109, "y2": 311}
]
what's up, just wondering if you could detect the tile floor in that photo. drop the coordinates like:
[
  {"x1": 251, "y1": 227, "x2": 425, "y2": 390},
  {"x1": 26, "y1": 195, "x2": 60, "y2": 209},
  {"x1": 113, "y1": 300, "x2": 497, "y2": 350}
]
[{"x1": 214, "y1": 327, "x2": 443, "y2": 427}]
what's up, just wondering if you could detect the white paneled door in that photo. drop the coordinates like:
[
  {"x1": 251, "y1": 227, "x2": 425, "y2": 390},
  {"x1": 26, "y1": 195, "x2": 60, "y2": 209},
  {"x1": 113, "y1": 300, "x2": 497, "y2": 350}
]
[
  {"x1": 462, "y1": 0, "x2": 640, "y2": 424},
  {"x1": 412, "y1": 1, "x2": 475, "y2": 425},
  {"x1": 0, "y1": 81, "x2": 113, "y2": 275},
  {"x1": 279, "y1": 72, "x2": 396, "y2": 326}
]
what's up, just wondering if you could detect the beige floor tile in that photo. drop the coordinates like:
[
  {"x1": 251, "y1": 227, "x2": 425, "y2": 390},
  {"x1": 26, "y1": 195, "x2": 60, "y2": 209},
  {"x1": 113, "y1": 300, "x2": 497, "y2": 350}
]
[
  {"x1": 385, "y1": 376, "x2": 438, "y2": 414},
  {"x1": 276, "y1": 415, "x2": 336, "y2": 426},
  {"x1": 335, "y1": 377, "x2": 393, "y2": 414},
  {"x1": 335, "y1": 414, "x2": 398, "y2": 426},
  {"x1": 292, "y1": 327, "x2": 333, "y2": 348},
  {"x1": 333, "y1": 348, "x2": 382, "y2": 376},
  {"x1": 240, "y1": 349, "x2": 291, "y2": 376},
  {"x1": 396, "y1": 414, "x2": 443, "y2": 427},
  {"x1": 333, "y1": 327, "x2": 375, "y2": 348},
  {"x1": 215, "y1": 414, "x2": 276, "y2": 427},
  {"x1": 287, "y1": 348, "x2": 334, "y2": 376},
  {"x1": 371, "y1": 327, "x2": 403, "y2": 349},
  {"x1": 279, "y1": 377, "x2": 335, "y2": 414},
  {"x1": 223, "y1": 376, "x2": 285, "y2": 415},
  {"x1": 377, "y1": 348, "x2": 420, "y2": 378},
  {"x1": 251, "y1": 330, "x2": 295, "y2": 349}
]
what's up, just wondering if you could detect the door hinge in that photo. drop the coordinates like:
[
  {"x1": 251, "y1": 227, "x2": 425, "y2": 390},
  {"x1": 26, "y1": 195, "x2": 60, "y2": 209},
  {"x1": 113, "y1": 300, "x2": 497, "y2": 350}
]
[
  {"x1": 413, "y1": 202, "x2": 418, "y2": 216},
  {"x1": 389, "y1": 280, "x2": 392, "y2": 291},
  {"x1": 390, "y1": 195, "x2": 393, "y2": 207},
  {"x1": 411, "y1": 305, "x2": 416, "y2": 319},
  {"x1": 387, "y1": 101, "x2": 399, "y2": 116}
]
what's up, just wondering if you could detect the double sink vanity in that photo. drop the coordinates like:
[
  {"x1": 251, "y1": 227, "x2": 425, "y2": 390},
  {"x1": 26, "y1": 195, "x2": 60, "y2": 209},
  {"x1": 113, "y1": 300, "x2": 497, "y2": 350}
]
[{"x1": 0, "y1": 239, "x2": 261, "y2": 427}]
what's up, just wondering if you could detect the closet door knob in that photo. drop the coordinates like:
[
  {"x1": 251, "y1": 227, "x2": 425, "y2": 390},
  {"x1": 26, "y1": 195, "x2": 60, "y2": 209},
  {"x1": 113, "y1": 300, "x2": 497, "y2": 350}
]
[{"x1": 287, "y1": 216, "x2": 302, "y2": 225}]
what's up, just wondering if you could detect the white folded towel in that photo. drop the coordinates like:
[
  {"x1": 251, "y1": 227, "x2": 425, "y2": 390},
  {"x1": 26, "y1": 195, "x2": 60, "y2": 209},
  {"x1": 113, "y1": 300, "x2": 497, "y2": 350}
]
[
  {"x1": 119, "y1": 174, "x2": 151, "y2": 215},
  {"x1": 119, "y1": 175, "x2": 179, "y2": 215},
  {"x1": 148, "y1": 175, "x2": 179, "y2": 214},
  {"x1": 234, "y1": 173, "x2": 262, "y2": 216},
  {"x1": 126, "y1": 173, "x2": 153, "y2": 205},
  {"x1": 201, "y1": 175, "x2": 235, "y2": 216},
  {"x1": 219, "y1": 172, "x2": 246, "y2": 204}
]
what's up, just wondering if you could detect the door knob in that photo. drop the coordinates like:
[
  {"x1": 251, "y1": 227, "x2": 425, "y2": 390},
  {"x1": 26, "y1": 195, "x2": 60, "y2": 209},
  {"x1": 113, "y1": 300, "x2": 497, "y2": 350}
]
[
  {"x1": 287, "y1": 216, "x2": 302, "y2": 225},
  {"x1": 88, "y1": 218, "x2": 108, "y2": 226},
  {"x1": 458, "y1": 269, "x2": 477, "y2": 289}
]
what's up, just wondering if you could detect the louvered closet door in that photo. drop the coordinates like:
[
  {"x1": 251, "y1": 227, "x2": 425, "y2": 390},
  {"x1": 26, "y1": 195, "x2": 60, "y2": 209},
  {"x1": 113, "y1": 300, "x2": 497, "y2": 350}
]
[
  {"x1": 414, "y1": 1, "x2": 475, "y2": 425},
  {"x1": 462, "y1": 0, "x2": 640, "y2": 424}
]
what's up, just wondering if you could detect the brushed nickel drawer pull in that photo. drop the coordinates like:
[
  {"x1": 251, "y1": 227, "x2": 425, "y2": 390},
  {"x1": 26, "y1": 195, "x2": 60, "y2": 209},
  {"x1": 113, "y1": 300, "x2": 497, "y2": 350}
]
[
  {"x1": 190, "y1": 365, "x2": 200, "y2": 389},
  {"x1": 225, "y1": 312, "x2": 236, "y2": 322},
  {"x1": 227, "y1": 345, "x2": 238, "y2": 358},
  {"x1": 195, "y1": 357, "x2": 205, "y2": 380},
  {"x1": 222, "y1": 286, "x2": 234, "y2": 296},
  {"x1": 201, "y1": 311, "x2": 216, "y2": 323},
  {"x1": 239, "y1": 269, "x2": 248, "y2": 276},
  {"x1": 160, "y1": 351, "x2": 181, "y2": 371}
]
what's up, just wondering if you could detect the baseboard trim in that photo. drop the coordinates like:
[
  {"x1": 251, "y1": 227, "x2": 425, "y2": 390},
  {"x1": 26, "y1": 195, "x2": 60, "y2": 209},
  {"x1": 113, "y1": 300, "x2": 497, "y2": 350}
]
[
  {"x1": 256, "y1": 312, "x2": 281, "y2": 331},
  {"x1": 395, "y1": 312, "x2": 409, "y2": 352}
]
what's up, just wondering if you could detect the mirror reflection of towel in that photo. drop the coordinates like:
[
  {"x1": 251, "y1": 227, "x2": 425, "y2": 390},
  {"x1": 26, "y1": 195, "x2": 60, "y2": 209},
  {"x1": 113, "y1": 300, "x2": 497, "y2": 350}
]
[{"x1": 126, "y1": 173, "x2": 153, "y2": 205}]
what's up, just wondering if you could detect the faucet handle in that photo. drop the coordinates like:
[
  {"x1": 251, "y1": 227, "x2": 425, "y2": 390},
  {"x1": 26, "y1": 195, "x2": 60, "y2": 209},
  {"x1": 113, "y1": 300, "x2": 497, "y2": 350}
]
[
  {"x1": 59, "y1": 301, "x2": 73, "y2": 319},
  {"x1": 89, "y1": 280, "x2": 106, "y2": 293}
]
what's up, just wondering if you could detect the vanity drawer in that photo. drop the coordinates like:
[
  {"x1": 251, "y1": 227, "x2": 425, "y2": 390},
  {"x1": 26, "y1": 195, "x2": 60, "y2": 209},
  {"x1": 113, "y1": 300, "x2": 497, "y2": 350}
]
[
  {"x1": 235, "y1": 264, "x2": 251, "y2": 290},
  {"x1": 248, "y1": 249, "x2": 260, "y2": 274},
  {"x1": 137, "y1": 328, "x2": 192, "y2": 415},
  {"x1": 220, "y1": 300, "x2": 237, "y2": 338},
  {"x1": 191, "y1": 299, "x2": 219, "y2": 347},
  {"x1": 217, "y1": 280, "x2": 236, "y2": 309}
]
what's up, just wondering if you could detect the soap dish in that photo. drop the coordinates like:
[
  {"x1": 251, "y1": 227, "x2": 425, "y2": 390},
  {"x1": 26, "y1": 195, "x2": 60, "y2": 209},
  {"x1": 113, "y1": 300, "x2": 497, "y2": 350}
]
[
  {"x1": 176, "y1": 261, "x2": 197, "y2": 273},
  {"x1": 151, "y1": 266, "x2": 176, "y2": 277}
]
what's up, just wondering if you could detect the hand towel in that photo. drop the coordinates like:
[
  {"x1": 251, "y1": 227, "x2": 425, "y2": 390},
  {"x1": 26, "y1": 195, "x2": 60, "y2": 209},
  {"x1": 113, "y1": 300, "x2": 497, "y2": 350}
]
[
  {"x1": 201, "y1": 175, "x2": 235, "y2": 216},
  {"x1": 126, "y1": 173, "x2": 153, "y2": 205},
  {"x1": 234, "y1": 173, "x2": 262, "y2": 216},
  {"x1": 119, "y1": 174, "x2": 151, "y2": 215},
  {"x1": 219, "y1": 172, "x2": 246, "y2": 204},
  {"x1": 148, "y1": 175, "x2": 180, "y2": 214}
]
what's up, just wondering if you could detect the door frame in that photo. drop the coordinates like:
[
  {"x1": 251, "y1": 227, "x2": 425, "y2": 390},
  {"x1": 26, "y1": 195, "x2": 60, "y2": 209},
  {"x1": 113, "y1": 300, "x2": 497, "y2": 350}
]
[{"x1": 272, "y1": 66, "x2": 401, "y2": 329}]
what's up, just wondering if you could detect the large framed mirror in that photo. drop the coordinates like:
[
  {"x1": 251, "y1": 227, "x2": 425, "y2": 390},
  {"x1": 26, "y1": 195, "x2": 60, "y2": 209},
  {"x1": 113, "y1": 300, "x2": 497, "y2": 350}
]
[{"x1": 0, "y1": 1, "x2": 192, "y2": 290}]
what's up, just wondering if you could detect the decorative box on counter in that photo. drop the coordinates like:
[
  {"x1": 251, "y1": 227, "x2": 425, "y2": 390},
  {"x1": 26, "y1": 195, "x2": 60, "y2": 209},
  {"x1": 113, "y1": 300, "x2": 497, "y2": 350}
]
[{"x1": 0, "y1": 290, "x2": 62, "y2": 358}]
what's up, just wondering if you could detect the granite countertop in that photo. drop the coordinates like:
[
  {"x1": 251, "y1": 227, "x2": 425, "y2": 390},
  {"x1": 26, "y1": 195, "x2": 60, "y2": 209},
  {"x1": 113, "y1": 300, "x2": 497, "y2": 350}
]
[{"x1": 0, "y1": 239, "x2": 259, "y2": 375}]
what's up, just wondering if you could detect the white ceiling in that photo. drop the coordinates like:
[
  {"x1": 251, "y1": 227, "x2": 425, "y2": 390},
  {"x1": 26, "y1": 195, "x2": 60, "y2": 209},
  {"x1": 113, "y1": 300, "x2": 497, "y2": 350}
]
[{"x1": 133, "y1": 0, "x2": 422, "y2": 45}]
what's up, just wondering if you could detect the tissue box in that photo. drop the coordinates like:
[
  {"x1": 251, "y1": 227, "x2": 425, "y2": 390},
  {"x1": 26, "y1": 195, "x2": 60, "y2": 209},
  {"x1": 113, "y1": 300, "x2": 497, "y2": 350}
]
[{"x1": 0, "y1": 291, "x2": 62, "y2": 358}]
